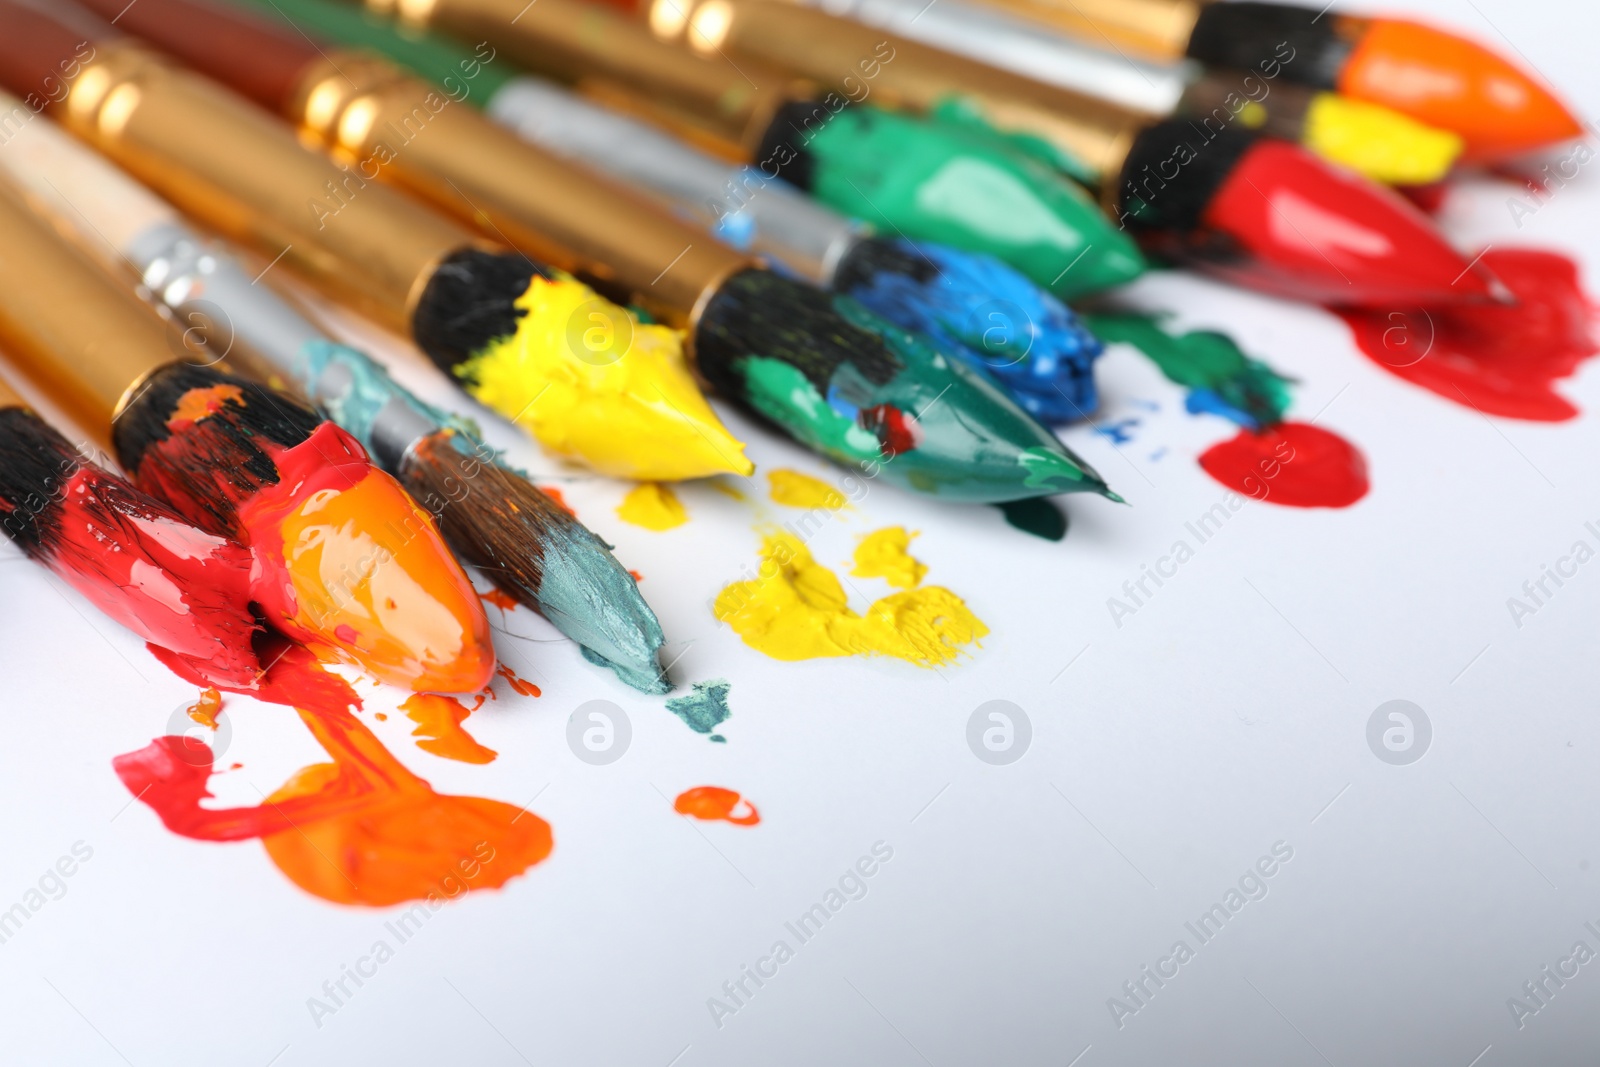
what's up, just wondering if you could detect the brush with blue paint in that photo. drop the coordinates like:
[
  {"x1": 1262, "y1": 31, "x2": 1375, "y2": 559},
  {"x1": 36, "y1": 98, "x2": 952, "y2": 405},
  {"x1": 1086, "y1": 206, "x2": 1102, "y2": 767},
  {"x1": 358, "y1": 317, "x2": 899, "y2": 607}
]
[
  {"x1": 0, "y1": 97, "x2": 672, "y2": 694},
  {"x1": 483, "y1": 78, "x2": 1106, "y2": 427}
]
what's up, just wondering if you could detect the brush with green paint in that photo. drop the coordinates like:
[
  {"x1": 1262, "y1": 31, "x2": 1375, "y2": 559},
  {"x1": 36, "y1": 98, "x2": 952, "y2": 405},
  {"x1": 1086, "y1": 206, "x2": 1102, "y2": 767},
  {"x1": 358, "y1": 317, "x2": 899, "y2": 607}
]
[{"x1": 325, "y1": 0, "x2": 1146, "y2": 302}]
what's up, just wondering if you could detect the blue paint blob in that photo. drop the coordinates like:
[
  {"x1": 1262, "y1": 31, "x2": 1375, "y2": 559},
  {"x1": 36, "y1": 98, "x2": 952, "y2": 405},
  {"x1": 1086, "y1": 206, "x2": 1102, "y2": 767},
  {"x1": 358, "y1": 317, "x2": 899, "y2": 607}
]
[{"x1": 838, "y1": 240, "x2": 1104, "y2": 425}]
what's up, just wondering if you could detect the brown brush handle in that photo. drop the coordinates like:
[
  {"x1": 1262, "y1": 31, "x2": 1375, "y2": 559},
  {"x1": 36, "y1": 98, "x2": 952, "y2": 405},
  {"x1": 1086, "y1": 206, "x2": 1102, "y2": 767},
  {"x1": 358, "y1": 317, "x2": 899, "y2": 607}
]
[{"x1": 0, "y1": 0, "x2": 114, "y2": 108}]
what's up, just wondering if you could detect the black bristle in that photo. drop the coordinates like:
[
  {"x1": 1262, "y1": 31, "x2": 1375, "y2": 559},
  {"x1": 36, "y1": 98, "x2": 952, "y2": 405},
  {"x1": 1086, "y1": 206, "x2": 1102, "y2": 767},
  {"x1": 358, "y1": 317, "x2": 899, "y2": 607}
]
[
  {"x1": 754, "y1": 101, "x2": 822, "y2": 192},
  {"x1": 1186, "y1": 2, "x2": 1354, "y2": 89},
  {"x1": 0, "y1": 407, "x2": 85, "y2": 557},
  {"x1": 1114, "y1": 119, "x2": 1259, "y2": 233},
  {"x1": 694, "y1": 268, "x2": 903, "y2": 397},
  {"x1": 398, "y1": 431, "x2": 554, "y2": 605},
  {"x1": 833, "y1": 237, "x2": 940, "y2": 291},
  {"x1": 111, "y1": 362, "x2": 322, "y2": 537},
  {"x1": 411, "y1": 248, "x2": 545, "y2": 381}
]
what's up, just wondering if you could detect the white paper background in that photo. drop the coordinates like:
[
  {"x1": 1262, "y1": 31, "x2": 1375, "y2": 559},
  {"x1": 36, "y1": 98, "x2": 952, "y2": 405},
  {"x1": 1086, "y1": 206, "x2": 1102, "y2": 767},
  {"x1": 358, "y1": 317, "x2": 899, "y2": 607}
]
[{"x1": 2, "y1": 0, "x2": 1598, "y2": 1062}]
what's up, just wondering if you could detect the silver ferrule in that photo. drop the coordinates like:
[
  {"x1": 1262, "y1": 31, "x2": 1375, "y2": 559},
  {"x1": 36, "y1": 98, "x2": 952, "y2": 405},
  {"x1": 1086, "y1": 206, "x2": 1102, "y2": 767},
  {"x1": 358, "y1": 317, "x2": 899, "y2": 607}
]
[
  {"x1": 486, "y1": 77, "x2": 864, "y2": 285},
  {"x1": 310, "y1": 357, "x2": 444, "y2": 473},
  {"x1": 800, "y1": 0, "x2": 1187, "y2": 116}
]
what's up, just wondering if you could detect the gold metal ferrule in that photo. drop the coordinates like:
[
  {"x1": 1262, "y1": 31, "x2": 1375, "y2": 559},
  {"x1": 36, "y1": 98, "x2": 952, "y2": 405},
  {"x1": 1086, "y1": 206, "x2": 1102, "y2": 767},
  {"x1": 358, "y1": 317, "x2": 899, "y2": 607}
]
[
  {"x1": 652, "y1": 0, "x2": 1146, "y2": 191},
  {"x1": 978, "y1": 0, "x2": 1205, "y2": 63},
  {"x1": 0, "y1": 183, "x2": 171, "y2": 446},
  {"x1": 289, "y1": 51, "x2": 754, "y2": 329},
  {"x1": 54, "y1": 39, "x2": 480, "y2": 333},
  {"x1": 368, "y1": 0, "x2": 796, "y2": 159}
]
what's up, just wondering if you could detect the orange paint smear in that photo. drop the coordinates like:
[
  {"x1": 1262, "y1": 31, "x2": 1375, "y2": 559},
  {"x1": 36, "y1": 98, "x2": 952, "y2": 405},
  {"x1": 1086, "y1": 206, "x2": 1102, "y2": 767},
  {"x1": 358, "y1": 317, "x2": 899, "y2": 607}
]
[
  {"x1": 186, "y1": 688, "x2": 223, "y2": 730},
  {"x1": 119, "y1": 638, "x2": 550, "y2": 907},
  {"x1": 629, "y1": 570, "x2": 644, "y2": 582},
  {"x1": 165, "y1": 384, "x2": 244, "y2": 430},
  {"x1": 538, "y1": 485, "x2": 575, "y2": 516},
  {"x1": 674, "y1": 786, "x2": 760, "y2": 826},
  {"x1": 401, "y1": 693, "x2": 498, "y2": 764},
  {"x1": 496, "y1": 664, "x2": 541, "y2": 697},
  {"x1": 480, "y1": 588, "x2": 521, "y2": 611}
]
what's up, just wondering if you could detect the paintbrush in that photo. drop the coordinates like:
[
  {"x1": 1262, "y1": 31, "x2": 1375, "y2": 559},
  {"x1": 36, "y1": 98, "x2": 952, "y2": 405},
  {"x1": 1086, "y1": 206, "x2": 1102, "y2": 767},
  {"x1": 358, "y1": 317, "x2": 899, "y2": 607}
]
[
  {"x1": 0, "y1": 0, "x2": 753, "y2": 487},
  {"x1": 304, "y1": 0, "x2": 1145, "y2": 300},
  {"x1": 638, "y1": 0, "x2": 1502, "y2": 308},
  {"x1": 958, "y1": 0, "x2": 1582, "y2": 163},
  {"x1": 87, "y1": 0, "x2": 1121, "y2": 505},
  {"x1": 0, "y1": 366, "x2": 267, "y2": 687},
  {"x1": 0, "y1": 182, "x2": 495, "y2": 694},
  {"x1": 0, "y1": 101, "x2": 673, "y2": 694},
  {"x1": 468, "y1": 76, "x2": 1105, "y2": 426},
  {"x1": 772, "y1": 0, "x2": 1465, "y2": 186}
]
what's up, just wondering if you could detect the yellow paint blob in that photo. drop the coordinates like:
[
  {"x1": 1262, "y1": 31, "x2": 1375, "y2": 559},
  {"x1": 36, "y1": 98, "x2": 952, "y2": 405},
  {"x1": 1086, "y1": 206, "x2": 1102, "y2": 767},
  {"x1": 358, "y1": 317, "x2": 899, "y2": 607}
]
[
  {"x1": 1302, "y1": 92, "x2": 1464, "y2": 185},
  {"x1": 275, "y1": 469, "x2": 495, "y2": 694},
  {"x1": 851, "y1": 526, "x2": 928, "y2": 590},
  {"x1": 617, "y1": 482, "x2": 689, "y2": 531},
  {"x1": 459, "y1": 274, "x2": 753, "y2": 480},
  {"x1": 714, "y1": 533, "x2": 986, "y2": 667},
  {"x1": 768, "y1": 468, "x2": 847, "y2": 510}
]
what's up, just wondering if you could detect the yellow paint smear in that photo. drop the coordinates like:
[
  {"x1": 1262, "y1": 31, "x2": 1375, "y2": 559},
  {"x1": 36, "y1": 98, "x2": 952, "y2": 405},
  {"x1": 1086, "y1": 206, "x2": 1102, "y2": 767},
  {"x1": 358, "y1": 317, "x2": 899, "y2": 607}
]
[
  {"x1": 714, "y1": 533, "x2": 986, "y2": 666},
  {"x1": 460, "y1": 274, "x2": 753, "y2": 480},
  {"x1": 617, "y1": 482, "x2": 688, "y2": 531},
  {"x1": 768, "y1": 468, "x2": 847, "y2": 510},
  {"x1": 1302, "y1": 92, "x2": 1463, "y2": 185},
  {"x1": 852, "y1": 526, "x2": 928, "y2": 589}
]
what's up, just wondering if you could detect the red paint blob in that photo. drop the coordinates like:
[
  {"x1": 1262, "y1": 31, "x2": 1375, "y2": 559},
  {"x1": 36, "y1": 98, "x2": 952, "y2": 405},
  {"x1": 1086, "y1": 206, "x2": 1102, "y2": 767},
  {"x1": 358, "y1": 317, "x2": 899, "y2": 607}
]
[
  {"x1": 495, "y1": 664, "x2": 541, "y2": 697},
  {"x1": 674, "y1": 786, "x2": 760, "y2": 826},
  {"x1": 1196, "y1": 140, "x2": 1491, "y2": 307},
  {"x1": 1337, "y1": 249, "x2": 1599, "y2": 421},
  {"x1": 1199, "y1": 422, "x2": 1370, "y2": 508},
  {"x1": 860, "y1": 404, "x2": 919, "y2": 457},
  {"x1": 480, "y1": 587, "x2": 521, "y2": 611}
]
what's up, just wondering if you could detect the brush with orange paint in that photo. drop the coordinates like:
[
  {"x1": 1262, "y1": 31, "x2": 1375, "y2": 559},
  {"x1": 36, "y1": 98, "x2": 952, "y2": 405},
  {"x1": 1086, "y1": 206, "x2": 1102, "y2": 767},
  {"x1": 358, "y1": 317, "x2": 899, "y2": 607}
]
[
  {"x1": 0, "y1": 184, "x2": 495, "y2": 695},
  {"x1": 965, "y1": 0, "x2": 1584, "y2": 163}
]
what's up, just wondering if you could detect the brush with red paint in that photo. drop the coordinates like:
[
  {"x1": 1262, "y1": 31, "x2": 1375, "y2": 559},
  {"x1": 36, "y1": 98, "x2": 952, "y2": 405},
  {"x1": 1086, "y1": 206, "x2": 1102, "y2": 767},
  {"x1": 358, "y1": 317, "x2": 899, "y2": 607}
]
[
  {"x1": 969, "y1": 0, "x2": 1584, "y2": 164},
  {"x1": 0, "y1": 185, "x2": 496, "y2": 695},
  {"x1": 0, "y1": 367, "x2": 266, "y2": 686},
  {"x1": 646, "y1": 0, "x2": 1501, "y2": 308}
]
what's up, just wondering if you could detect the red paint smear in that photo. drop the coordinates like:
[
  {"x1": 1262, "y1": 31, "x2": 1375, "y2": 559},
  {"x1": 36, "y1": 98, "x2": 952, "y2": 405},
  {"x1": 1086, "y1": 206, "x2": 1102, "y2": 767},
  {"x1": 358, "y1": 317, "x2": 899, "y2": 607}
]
[
  {"x1": 1336, "y1": 249, "x2": 1599, "y2": 421},
  {"x1": 480, "y1": 587, "x2": 520, "y2": 611},
  {"x1": 120, "y1": 637, "x2": 551, "y2": 906},
  {"x1": 40, "y1": 465, "x2": 262, "y2": 687},
  {"x1": 1199, "y1": 422, "x2": 1370, "y2": 509},
  {"x1": 1195, "y1": 140, "x2": 1492, "y2": 307},
  {"x1": 538, "y1": 485, "x2": 575, "y2": 516},
  {"x1": 674, "y1": 786, "x2": 760, "y2": 826},
  {"x1": 860, "y1": 404, "x2": 919, "y2": 457},
  {"x1": 1395, "y1": 182, "x2": 1449, "y2": 216},
  {"x1": 496, "y1": 664, "x2": 541, "y2": 698}
]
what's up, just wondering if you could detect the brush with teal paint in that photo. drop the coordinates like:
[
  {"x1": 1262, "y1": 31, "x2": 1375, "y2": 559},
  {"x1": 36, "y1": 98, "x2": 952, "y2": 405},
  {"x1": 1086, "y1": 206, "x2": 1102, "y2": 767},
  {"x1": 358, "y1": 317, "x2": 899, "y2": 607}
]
[
  {"x1": 311, "y1": 0, "x2": 1146, "y2": 302},
  {"x1": 0, "y1": 100, "x2": 673, "y2": 694}
]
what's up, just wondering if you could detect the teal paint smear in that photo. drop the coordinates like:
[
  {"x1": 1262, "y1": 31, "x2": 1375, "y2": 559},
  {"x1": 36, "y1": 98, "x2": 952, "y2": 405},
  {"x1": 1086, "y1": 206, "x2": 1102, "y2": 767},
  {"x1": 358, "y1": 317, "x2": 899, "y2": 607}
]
[
  {"x1": 1081, "y1": 313, "x2": 1293, "y2": 430},
  {"x1": 297, "y1": 339, "x2": 478, "y2": 452},
  {"x1": 666, "y1": 678, "x2": 733, "y2": 741}
]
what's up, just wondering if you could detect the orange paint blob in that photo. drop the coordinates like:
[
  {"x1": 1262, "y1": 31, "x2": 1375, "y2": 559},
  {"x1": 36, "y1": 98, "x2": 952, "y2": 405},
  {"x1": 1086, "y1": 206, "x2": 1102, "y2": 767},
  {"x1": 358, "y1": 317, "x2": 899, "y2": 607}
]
[
  {"x1": 242, "y1": 424, "x2": 495, "y2": 694},
  {"x1": 401, "y1": 693, "x2": 498, "y2": 764},
  {"x1": 674, "y1": 786, "x2": 760, "y2": 826},
  {"x1": 496, "y1": 664, "x2": 542, "y2": 698},
  {"x1": 186, "y1": 688, "x2": 223, "y2": 730},
  {"x1": 165, "y1": 384, "x2": 244, "y2": 430},
  {"x1": 480, "y1": 587, "x2": 521, "y2": 611},
  {"x1": 538, "y1": 485, "x2": 575, "y2": 516},
  {"x1": 114, "y1": 642, "x2": 551, "y2": 908},
  {"x1": 1338, "y1": 19, "x2": 1583, "y2": 162},
  {"x1": 629, "y1": 570, "x2": 644, "y2": 582}
]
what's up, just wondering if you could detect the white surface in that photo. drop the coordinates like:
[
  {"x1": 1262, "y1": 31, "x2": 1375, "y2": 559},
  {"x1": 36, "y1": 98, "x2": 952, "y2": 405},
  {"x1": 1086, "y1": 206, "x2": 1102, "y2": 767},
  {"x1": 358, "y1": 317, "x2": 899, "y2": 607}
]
[{"x1": 2, "y1": 1, "x2": 1599, "y2": 1063}]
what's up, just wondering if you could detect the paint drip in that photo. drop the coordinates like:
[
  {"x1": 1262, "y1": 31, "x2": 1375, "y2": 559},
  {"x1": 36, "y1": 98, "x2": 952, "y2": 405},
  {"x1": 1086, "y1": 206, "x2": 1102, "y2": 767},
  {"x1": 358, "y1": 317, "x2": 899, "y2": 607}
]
[
  {"x1": 457, "y1": 273, "x2": 753, "y2": 479},
  {"x1": 994, "y1": 498, "x2": 1068, "y2": 541},
  {"x1": 714, "y1": 533, "x2": 986, "y2": 666},
  {"x1": 400, "y1": 693, "x2": 497, "y2": 764},
  {"x1": 674, "y1": 786, "x2": 760, "y2": 826},
  {"x1": 767, "y1": 469, "x2": 847, "y2": 510},
  {"x1": 665, "y1": 679, "x2": 733, "y2": 742},
  {"x1": 852, "y1": 527, "x2": 928, "y2": 589},
  {"x1": 617, "y1": 482, "x2": 689, "y2": 530},
  {"x1": 496, "y1": 664, "x2": 541, "y2": 697},
  {"x1": 115, "y1": 638, "x2": 552, "y2": 907},
  {"x1": 1336, "y1": 248, "x2": 1599, "y2": 421}
]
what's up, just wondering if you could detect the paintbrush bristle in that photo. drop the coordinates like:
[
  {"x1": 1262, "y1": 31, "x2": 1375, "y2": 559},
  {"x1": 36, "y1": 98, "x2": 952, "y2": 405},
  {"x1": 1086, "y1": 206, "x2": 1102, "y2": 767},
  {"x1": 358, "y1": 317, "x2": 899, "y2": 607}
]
[
  {"x1": 410, "y1": 247, "x2": 547, "y2": 379},
  {"x1": 112, "y1": 362, "x2": 322, "y2": 538},
  {"x1": 1186, "y1": 3, "x2": 1350, "y2": 88},
  {"x1": 399, "y1": 430, "x2": 671, "y2": 694},
  {"x1": 0, "y1": 405, "x2": 84, "y2": 556},
  {"x1": 1116, "y1": 119, "x2": 1259, "y2": 235}
]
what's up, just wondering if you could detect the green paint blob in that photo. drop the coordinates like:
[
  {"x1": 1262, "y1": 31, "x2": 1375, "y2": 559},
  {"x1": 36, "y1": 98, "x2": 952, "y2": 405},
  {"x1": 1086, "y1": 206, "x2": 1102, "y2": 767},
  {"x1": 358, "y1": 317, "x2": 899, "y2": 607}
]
[
  {"x1": 799, "y1": 106, "x2": 1145, "y2": 300},
  {"x1": 995, "y1": 497, "x2": 1068, "y2": 541},
  {"x1": 1083, "y1": 313, "x2": 1293, "y2": 429},
  {"x1": 665, "y1": 678, "x2": 733, "y2": 738}
]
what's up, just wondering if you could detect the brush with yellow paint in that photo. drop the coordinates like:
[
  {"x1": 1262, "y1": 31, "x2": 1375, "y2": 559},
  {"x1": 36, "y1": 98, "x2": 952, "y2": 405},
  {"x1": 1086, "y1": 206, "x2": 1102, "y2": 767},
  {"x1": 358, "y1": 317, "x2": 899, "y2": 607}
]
[
  {"x1": 0, "y1": 0, "x2": 750, "y2": 486},
  {"x1": 90, "y1": 0, "x2": 1120, "y2": 506}
]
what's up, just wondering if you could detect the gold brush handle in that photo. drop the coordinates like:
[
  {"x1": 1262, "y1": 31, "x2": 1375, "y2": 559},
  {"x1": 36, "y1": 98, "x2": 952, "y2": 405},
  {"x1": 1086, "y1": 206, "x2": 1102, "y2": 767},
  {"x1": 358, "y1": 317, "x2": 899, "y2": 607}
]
[
  {"x1": 59, "y1": 40, "x2": 479, "y2": 332},
  {"x1": 0, "y1": 183, "x2": 171, "y2": 445},
  {"x1": 291, "y1": 53, "x2": 754, "y2": 327},
  {"x1": 979, "y1": 0, "x2": 1205, "y2": 62}
]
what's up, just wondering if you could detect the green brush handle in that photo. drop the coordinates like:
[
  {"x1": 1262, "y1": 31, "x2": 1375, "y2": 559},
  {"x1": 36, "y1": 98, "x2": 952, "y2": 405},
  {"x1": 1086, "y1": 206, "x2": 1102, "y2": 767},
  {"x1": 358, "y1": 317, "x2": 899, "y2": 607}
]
[{"x1": 225, "y1": 0, "x2": 515, "y2": 104}]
